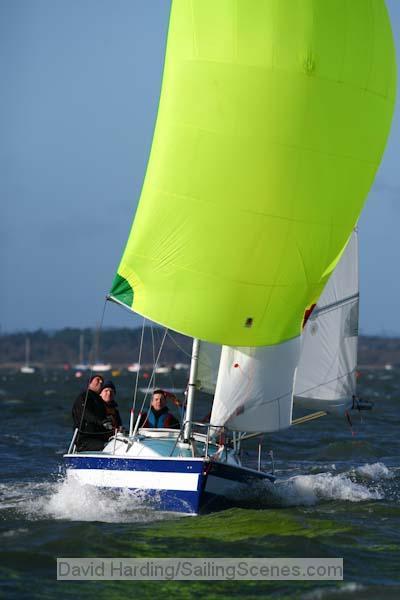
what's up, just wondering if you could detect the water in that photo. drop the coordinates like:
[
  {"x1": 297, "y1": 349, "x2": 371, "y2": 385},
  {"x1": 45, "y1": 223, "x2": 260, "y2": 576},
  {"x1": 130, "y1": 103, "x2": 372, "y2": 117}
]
[{"x1": 1, "y1": 369, "x2": 400, "y2": 598}]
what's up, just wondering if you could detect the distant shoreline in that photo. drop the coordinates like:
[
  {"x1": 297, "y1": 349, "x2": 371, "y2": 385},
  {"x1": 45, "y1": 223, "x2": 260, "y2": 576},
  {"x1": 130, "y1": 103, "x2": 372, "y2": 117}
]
[{"x1": 1, "y1": 327, "x2": 400, "y2": 369}]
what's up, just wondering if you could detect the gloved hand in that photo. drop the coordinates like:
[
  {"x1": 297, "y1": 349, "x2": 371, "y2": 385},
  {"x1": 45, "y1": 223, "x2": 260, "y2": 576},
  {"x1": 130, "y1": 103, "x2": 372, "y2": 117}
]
[
  {"x1": 165, "y1": 391, "x2": 181, "y2": 407},
  {"x1": 102, "y1": 416, "x2": 113, "y2": 431}
]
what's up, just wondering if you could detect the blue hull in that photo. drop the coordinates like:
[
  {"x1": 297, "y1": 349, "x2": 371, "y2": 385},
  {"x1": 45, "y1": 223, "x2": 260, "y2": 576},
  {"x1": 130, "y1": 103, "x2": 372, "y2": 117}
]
[{"x1": 64, "y1": 454, "x2": 275, "y2": 515}]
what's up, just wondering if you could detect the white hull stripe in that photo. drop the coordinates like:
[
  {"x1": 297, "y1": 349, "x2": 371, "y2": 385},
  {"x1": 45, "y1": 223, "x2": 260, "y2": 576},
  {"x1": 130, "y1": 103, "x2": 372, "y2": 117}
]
[{"x1": 69, "y1": 469, "x2": 200, "y2": 492}]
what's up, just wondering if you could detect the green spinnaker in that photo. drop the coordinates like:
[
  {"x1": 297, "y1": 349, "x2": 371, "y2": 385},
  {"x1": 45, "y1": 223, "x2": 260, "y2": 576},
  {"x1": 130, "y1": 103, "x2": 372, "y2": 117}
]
[{"x1": 111, "y1": 0, "x2": 396, "y2": 346}]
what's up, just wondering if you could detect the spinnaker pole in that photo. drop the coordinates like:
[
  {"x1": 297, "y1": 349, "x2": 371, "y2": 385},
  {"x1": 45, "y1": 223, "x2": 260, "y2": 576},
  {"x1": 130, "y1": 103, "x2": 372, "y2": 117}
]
[{"x1": 184, "y1": 338, "x2": 200, "y2": 440}]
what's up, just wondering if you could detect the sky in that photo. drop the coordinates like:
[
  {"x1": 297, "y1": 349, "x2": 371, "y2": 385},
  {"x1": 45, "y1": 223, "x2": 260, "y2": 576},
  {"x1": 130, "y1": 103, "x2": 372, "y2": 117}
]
[{"x1": 1, "y1": 0, "x2": 400, "y2": 336}]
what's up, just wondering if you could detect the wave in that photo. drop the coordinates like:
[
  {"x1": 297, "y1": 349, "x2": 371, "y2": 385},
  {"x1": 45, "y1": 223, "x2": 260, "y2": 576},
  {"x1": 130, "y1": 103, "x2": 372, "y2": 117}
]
[
  {"x1": 302, "y1": 582, "x2": 366, "y2": 600},
  {"x1": 355, "y1": 462, "x2": 394, "y2": 480},
  {"x1": 39, "y1": 475, "x2": 176, "y2": 523},
  {"x1": 0, "y1": 476, "x2": 179, "y2": 523},
  {"x1": 273, "y1": 472, "x2": 383, "y2": 506},
  {"x1": 269, "y1": 462, "x2": 398, "y2": 507}
]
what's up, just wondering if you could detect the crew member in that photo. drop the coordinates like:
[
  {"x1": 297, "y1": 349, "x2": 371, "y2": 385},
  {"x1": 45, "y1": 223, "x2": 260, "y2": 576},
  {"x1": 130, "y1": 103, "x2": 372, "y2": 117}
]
[
  {"x1": 140, "y1": 389, "x2": 180, "y2": 429},
  {"x1": 100, "y1": 380, "x2": 123, "y2": 433},
  {"x1": 72, "y1": 374, "x2": 113, "y2": 451}
]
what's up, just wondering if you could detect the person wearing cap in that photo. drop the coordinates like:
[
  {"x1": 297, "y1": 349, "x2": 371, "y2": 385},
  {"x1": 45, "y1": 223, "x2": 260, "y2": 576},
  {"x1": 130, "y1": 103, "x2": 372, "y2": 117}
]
[
  {"x1": 72, "y1": 374, "x2": 113, "y2": 451},
  {"x1": 100, "y1": 380, "x2": 123, "y2": 433},
  {"x1": 140, "y1": 389, "x2": 180, "y2": 429}
]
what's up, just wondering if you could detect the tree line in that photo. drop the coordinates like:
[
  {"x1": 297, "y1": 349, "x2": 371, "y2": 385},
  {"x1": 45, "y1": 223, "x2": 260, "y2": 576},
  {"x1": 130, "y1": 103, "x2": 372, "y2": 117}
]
[
  {"x1": 0, "y1": 327, "x2": 398, "y2": 367},
  {"x1": 0, "y1": 327, "x2": 192, "y2": 367}
]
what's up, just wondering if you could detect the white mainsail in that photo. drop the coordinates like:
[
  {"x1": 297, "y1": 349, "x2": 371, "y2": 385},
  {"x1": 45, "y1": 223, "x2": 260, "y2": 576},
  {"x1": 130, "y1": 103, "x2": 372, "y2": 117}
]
[
  {"x1": 210, "y1": 338, "x2": 299, "y2": 432},
  {"x1": 293, "y1": 230, "x2": 359, "y2": 414}
]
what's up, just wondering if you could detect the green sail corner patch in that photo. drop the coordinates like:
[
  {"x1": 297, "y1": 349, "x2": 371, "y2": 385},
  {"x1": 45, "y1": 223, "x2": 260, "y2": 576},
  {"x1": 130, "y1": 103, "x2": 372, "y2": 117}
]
[{"x1": 110, "y1": 273, "x2": 134, "y2": 308}]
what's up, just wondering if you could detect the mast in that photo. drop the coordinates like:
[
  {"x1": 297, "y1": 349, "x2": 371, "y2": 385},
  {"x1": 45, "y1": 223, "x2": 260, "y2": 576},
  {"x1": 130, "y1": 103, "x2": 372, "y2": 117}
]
[
  {"x1": 79, "y1": 333, "x2": 84, "y2": 365},
  {"x1": 94, "y1": 328, "x2": 99, "y2": 364},
  {"x1": 25, "y1": 337, "x2": 30, "y2": 367},
  {"x1": 184, "y1": 338, "x2": 200, "y2": 440}
]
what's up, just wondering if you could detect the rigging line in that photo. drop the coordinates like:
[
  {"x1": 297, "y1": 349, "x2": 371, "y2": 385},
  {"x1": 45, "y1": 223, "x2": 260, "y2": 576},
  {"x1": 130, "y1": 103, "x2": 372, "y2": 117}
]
[
  {"x1": 136, "y1": 327, "x2": 169, "y2": 418},
  {"x1": 131, "y1": 316, "x2": 146, "y2": 416},
  {"x1": 152, "y1": 324, "x2": 181, "y2": 405},
  {"x1": 150, "y1": 324, "x2": 156, "y2": 389},
  {"x1": 154, "y1": 325, "x2": 166, "y2": 386},
  {"x1": 167, "y1": 331, "x2": 221, "y2": 372},
  {"x1": 76, "y1": 297, "x2": 108, "y2": 443},
  {"x1": 164, "y1": 335, "x2": 179, "y2": 396},
  {"x1": 140, "y1": 328, "x2": 168, "y2": 419},
  {"x1": 166, "y1": 331, "x2": 193, "y2": 360}
]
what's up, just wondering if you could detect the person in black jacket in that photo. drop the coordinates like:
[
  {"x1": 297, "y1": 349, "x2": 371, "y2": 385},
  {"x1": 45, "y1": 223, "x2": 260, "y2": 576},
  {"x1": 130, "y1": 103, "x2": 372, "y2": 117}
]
[
  {"x1": 72, "y1": 374, "x2": 113, "y2": 451},
  {"x1": 100, "y1": 380, "x2": 123, "y2": 434}
]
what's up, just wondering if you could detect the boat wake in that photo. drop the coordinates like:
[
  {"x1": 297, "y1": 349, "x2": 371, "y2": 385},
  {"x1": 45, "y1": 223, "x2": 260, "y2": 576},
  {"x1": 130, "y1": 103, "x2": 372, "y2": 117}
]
[
  {"x1": 206, "y1": 461, "x2": 399, "y2": 510},
  {"x1": 0, "y1": 474, "x2": 179, "y2": 523},
  {"x1": 271, "y1": 462, "x2": 397, "y2": 507}
]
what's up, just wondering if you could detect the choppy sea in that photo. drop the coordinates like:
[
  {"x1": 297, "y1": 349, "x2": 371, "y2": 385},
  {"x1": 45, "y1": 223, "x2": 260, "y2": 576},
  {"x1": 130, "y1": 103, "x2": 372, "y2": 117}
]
[{"x1": 1, "y1": 368, "x2": 399, "y2": 599}]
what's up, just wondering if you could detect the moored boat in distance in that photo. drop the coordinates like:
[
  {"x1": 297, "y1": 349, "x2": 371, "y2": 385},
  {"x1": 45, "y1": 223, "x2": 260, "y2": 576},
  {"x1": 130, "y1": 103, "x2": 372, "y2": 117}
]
[
  {"x1": 73, "y1": 334, "x2": 90, "y2": 372},
  {"x1": 20, "y1": 365, "x2": 35, "y2": 374},
  {"x1": 20, "y1": 337, "x2": 35, "y2": 374},
  {"x1": 90, "y1": 363, "x2": 112, "y2": 373},
  {"x1": 154, "y1": 365, "x2": 171, "y2": 374},
  {"x1": 174, "y1": 363, "x2": 189, "y2": 371},
  {"x1": 73, "y1": 363, "x2": 90, "y2": 372}
]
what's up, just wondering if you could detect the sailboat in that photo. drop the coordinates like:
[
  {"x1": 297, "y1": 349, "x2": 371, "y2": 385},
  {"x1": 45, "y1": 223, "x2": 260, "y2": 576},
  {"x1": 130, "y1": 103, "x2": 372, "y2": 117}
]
[
  {"x1": 73, "y1": 333, "x2": 90, "y2": 372},
  {"x1": 64, "y1": 2, "x2": 395, "y2": 514},
  {"x1": 89, "y1": 328, "x2": 112, "y2": 373},
  {"x1": 20, "y1": 337, "x2": 35, "y2": 374}
]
